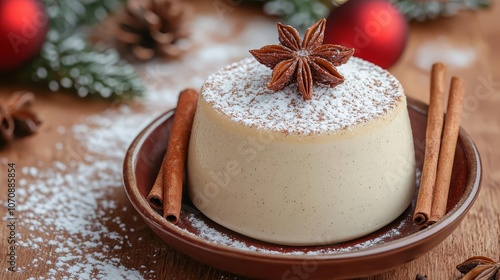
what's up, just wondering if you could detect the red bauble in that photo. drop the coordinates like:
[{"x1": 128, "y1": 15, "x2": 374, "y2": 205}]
[
  {"x1": 324, "y1": 0, "x2": 408, "y2": 69},
  {"x1": 0, "y1": 0, "x2": 48, "y2": 72}
]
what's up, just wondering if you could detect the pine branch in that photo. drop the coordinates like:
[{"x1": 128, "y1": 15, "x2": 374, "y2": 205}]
[
  {"x1": 44, "y1": 0, "x2": 125, "y2": 35},
  {"x1": 251, "y1": 0, "x2": 491, "y2": 26},
  {"x1": 19, "y1": 32, "x2": 144, "y2": 99},
  {"x1": 392, "y1": 0, "x2": 491, "y2": 20},
  {"x1": 19, "y1": 0, "x2": 145, "y2": 99},
  {"x1": 252, "y1": 0, "x2": 329, "y2": 30}
]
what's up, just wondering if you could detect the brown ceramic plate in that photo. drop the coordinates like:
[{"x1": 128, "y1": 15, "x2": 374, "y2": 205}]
[{"x1": 123, "y1": 97, "x2": 481, "y2": 279}]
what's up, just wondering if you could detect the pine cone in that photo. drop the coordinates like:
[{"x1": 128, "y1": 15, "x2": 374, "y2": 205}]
[
  {"x1": 115, "y1": 0, "x2": 190, "y2": 61},
  {"x1": 0, "y1": 91, "x2": 42, "y2": 146}
]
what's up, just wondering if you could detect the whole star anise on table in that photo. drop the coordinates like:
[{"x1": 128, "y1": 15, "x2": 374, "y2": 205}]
[
  {"x1": 0, "y1": 91, "x2": 41, "y2": 146},
  {"x1": 456, "y1": 255, "x2": 500, "y2": 280},
  {"x1": 249, "y1": 18, "x2": 354, "y2": 100}
]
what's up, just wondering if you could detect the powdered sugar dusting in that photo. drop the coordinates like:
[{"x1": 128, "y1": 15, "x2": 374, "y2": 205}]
[
  {"x1": 415, "y1": 36, "x2": 477, "y2": 70},
  {"x1": 1, "y1": 106, "x2": 155, "y2": 279},
  {"x1": 202, "y1": 57, "x2": 404, "y2": 135},
  {"x1": 184, "y1": 213, "x2": 407, "y2": 255}
]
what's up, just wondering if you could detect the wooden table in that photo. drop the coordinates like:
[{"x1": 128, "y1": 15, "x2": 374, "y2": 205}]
[{"x1": 1, "y1": 1, "x2": 499, "y2": 279}]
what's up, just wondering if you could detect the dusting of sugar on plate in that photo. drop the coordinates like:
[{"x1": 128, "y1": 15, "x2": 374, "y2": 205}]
[
  {"x1": 182, "y1": 213, "x2": 406, "y2": 255},
  {"x1": 201, "y1": 57, "x2": 404, "y2": 135}
]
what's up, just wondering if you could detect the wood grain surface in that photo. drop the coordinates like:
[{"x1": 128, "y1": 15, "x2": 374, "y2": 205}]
[{"x1": 1, "y1": 1, "x2": 499, "y2": 279}]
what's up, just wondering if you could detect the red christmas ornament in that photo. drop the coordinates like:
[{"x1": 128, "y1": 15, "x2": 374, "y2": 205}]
[
  {"x1": 0, "y1": 0, "x2": 48, "y2": 72},
  {"x1": 324, "y1": 0, "x2": 408, "y2": 69}
]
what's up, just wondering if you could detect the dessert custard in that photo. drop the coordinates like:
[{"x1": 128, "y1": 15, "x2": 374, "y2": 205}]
[{"x1": 187, "y1": 57, "x2": 415, "y2": 246}]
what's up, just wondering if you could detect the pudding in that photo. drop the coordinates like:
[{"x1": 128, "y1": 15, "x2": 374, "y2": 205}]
[{"x1": 187, "y1": 57, "x2": 416, "y2": 246}]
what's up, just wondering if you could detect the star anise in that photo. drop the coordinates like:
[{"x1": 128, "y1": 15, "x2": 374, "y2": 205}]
[
  {"x1": 249, "y1": 18, "x2": 354, "y2": 100},
  {"x1": 0, "y1": 91, "x2": 41, "y2": 146},
  {"x1": 456, "y1": 255, "x2": 500, "y2": 280}
]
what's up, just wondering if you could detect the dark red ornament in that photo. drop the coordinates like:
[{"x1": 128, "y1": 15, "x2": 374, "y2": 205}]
[
  {"x1": 325, "y1": 0, "x2": 408, "y2": 69},
  {"x1": 0, "y1": 0, "x2": 48, "y2": 72}
]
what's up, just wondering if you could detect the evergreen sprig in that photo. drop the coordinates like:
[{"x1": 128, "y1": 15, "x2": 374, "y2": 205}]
[
  {"x1": 254, "y1": 0, "x2": 491, "y2": 26},
  {"x1": 392, "y1": 0, "x2": 490, "y2": 21},
  {"x1": 258, "y1": 0, "x2": 330, "y2": 30},
  {"x1": 19, "y1": 0, "x2": 145, "y2": 99},
  {"x1": 44, "y1": 0, "x2": 124, "y2": 35},
  {"x1": 24, "y1": 32, "x2": 144, "y2": 99}
]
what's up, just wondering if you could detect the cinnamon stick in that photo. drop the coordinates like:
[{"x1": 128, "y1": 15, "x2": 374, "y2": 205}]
[
  {"x1": 428, "y1": 77, "x2": 464, "y2": 224},
  {"x1": 146, "y1": 159, "x2": 165, "y2": 211},
  {"x1": 162, "y1": 88, "x2": 199, "y2": 224},
  {"x1": 413, "y1": 63, "x2": 447, "y2": 226}
]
